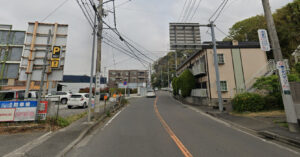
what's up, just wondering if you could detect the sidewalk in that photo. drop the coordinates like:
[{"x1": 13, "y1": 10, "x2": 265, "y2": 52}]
[
  {"x1": 190, "y1": 104, "x2": 300, "y2": 148},
  {"x1": 2, "y1": 101, "x2": 118, "y2": 157}
]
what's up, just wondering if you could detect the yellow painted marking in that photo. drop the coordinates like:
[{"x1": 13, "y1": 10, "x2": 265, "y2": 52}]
[{"x1": 154, "y1": 97, "x2": 193, "y2": 157}]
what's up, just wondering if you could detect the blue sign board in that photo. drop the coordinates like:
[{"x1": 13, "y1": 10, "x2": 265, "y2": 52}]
[
  {"x1": 0, "y1": 101, "x2": 38, "y2": 109},
  {"x1": 123, "y1": 81, "x2": 127, "y2": 86}
]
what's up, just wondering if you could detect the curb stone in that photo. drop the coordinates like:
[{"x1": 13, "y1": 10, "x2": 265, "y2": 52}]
[
  {"x1": 258, "y1": 131, "x2": 300, "y2": 148},
  {"x1": 57, "y1": 103, "x2": 127, "y2": 157},
  {"x1": 173, "y1": 95, "x2": 300, "y2": 149}
]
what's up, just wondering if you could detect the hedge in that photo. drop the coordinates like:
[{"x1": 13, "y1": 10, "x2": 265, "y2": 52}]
[{"x1": 232, "y1": 92, "x2": 265, "y2": 112}]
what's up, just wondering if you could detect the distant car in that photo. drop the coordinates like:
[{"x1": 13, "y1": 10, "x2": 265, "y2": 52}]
[
  {"x1": 146, "y1": 89, "x2": 156, "y2": 98},
  {"x1": 47, "y1": 91, "x2": 72, "y2": 104},
  {"x1": 67, "y1": 93, "x2": 92, "y2": 109},
  {"x1": 0, "y1": 90, "x2": 38, "y2": 101},
  {"x1": 154, "y1": 87, "x2": 158, "y2": 91}
]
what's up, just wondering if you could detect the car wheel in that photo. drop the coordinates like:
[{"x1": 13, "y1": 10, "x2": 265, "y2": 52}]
[
  {"x1": 61, "y1": 99, "x2": 67, "y2": 104},
  {"x1": 83, "y1": 102, "x2": 87, "y2": 108},
  {"x1": 68, "y1": 106, "x2": 72, "y2": 109}
]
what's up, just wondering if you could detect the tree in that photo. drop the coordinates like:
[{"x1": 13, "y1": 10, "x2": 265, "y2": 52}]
[
  {"x1": 224, "y1": 0, "x2": 300, "y2": 59},
  {"x1": 177, "y1": 69, "x2": 195, "y2": 97}
]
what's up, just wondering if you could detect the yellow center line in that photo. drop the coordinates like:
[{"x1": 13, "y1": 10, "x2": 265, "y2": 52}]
[{"x1": 154, "y1": 96, "x2": 193, "y2": 157}]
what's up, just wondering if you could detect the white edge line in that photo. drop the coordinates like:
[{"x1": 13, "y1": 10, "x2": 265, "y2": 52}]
[
  {"x1": 171, "y1": 96, "x2": 300, "y2": 155},
  {"x1": 102, "y1": 108, "x2": 124, "y2": 130}
]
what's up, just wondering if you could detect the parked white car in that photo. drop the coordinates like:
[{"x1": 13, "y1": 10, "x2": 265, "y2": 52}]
[
  {"x1": 67, "y1": 93, "x2": 92, "y2": 109},
  {"x1": 146, "y1": 89, "x2": 156, "y2": 98},
  {"x1": 46, "y1": 91, "x2": 72, "y2": 104}
]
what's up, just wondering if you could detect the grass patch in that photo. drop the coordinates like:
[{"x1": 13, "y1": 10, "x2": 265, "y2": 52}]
[
  {"x1": 48, "y1": 111, "x2": 87, "y2": 128},
  {"x1": 273, "y1": 120, "x2": 288, "y2": 128},
  {"x1": 230, "y1": 110, "x2": 285, "y2": 117}
]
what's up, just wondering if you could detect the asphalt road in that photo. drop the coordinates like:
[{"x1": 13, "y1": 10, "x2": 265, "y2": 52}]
[{"x1": 66, "y1": 91, "x2": 300, "y2": 157}]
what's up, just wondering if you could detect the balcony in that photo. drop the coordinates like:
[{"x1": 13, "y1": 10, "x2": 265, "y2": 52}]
[
  {"x1": 192, "y1": 57, "x2": 206, "y2": 76},
  {"x1": 191, "y1": 89, "x2": 207, "y2": 97}
]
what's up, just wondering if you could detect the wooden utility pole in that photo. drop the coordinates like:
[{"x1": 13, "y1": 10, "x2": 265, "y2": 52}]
[
  {"x1": 95, "y1": 0, "x2": 104, "y2": 111},
  {"x1": 262, "y1": 0, "x2": 299, "y2": 132}
]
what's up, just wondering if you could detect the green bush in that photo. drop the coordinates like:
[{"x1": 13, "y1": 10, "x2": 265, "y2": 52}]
[
  {"x1": 295, "y1": 62, "x2": 300, "y2": 74},
  {"x1": 177, "y1": 69, "x2": 195, "y2": 97},
  {"x1": 264, "y1": 94, "x2": 283, "y2": 110},
  {"x1": 232, "y1": 93, "x2": 265, "y2": 112}
]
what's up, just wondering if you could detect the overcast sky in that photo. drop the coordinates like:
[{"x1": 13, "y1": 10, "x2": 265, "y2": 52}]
[{"x1": 0, "y1": 0, "x2": 293, "y2": 76}]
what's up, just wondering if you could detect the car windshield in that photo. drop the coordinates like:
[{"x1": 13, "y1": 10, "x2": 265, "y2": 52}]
[
  {"x1": 71, "y1": 95, "x2": 82, "y2": 98},
  {"x1": 147, "y1": 89, "x2": 154, "y2": 92}
]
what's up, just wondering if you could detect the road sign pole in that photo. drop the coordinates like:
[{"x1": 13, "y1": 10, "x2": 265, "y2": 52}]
[
  {"x1": 36, "y1": 29, "x2": 51, "y2": 120},
  {"x1": 88, "y1": 14, "x2": 97, "y2": 122}
]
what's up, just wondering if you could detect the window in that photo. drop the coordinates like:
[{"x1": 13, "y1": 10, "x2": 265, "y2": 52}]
[
  {"x1": 220, "y1": 81, "x2": 228, "y2": 92},
  {"x1": 217, "y1": 54, "x2": 225, "y2": 64},
  {"x1": 110, "y1": 77, "x2": 115, "y2": 81}
]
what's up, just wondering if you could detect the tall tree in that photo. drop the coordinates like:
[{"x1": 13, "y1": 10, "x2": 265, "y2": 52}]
[{"x1": 224, "y1": 0, "x2": 300, "y2": 59}]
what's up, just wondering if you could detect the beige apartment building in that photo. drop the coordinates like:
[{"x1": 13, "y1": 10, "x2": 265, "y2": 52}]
[
  {"x1": 108, "y1": 70, "x2": 149, "y2": 88},
  {"x1": 177, "y1": 41, "x2": 274, "y2": 107}
]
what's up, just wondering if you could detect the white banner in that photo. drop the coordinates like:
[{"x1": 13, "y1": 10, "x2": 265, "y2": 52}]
[
  {"x1": 14, "y1": 107, "x2": 36, "y2": 121},
  {"x1": 0, "y1": 109, "x2": 15, "y2": 122}
]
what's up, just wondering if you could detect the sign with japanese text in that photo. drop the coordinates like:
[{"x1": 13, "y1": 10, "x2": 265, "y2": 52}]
[
  {"x1": 258, "y1": 29, "x2": 271, "y2": 51},
  {"x1": 0, "y1": 108, "x2": 15, "y2": 122},
  {"x1": 277, "y1": 61, "x2": 291, "y2": 95}
]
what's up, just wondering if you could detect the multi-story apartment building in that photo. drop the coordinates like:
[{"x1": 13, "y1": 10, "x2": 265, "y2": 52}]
[
  {"x1": 177, "y1": 41, "x2": 275, "y2": 107},
  {"x1": 108, "y1": 70, "x2": 149, "y2": 88}
]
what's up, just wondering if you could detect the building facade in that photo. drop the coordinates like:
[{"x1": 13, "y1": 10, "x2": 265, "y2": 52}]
[
  {"x1": 177, "y1": 41, "x2": 274, "y2": 107},
  {"x1": 108, "y1": 70, "x2": 148, "y2": 88}
]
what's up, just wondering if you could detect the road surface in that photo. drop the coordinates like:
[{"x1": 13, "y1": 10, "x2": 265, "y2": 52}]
[{"x1": 66, "y1": 91, "x2": 300, "y2": 157}]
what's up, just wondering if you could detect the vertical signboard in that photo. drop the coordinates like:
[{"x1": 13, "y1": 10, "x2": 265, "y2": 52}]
[
  {"x1": 19, "y1": 22, "x2": 68, "y2": 81},
  {"x1": 258, "y1": 29, "x2": 271, "y2": 51}
]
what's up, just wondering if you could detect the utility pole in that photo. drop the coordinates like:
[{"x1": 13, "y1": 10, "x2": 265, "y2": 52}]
[
  {"x1": 149, "y1": 63, "x2": 152, "y2": 88},
  {"x1": 175, "y1": 51, "x2": 178, "y2": 76},
  {"x1": 87, "y1": 14, "x2": 97, "y2": 122},
  {"x1": 160, "y1": 66, "x2": 163, "y2": 88},
  {"x1": 210, "y1": 21, "x2": 223, "y2": 112},
  {"x1": 262, "y1": 0, "x2": 299, "y2": 132},
  {"x1": 95, "y1": 0, "x2": 104, "y2": 112},
  {"x1": 167, "y1": 56, "x2": 170, "y2": 89}
]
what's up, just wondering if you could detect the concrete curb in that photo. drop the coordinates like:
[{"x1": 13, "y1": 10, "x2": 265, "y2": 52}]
[
  {"x1": 258, "y1": 131, "x2": 300, "y2": 148},
  {"x1": 57, "y1": 103, "x2": 126, "y2": 157},
  {"x1": 56, "y1": 114, "x2": 106, "y2": 157},
  {"x1": 173, "y1": 96, "x2": 300, "y2": 149},
  {"x1": 3, "y1": 131, "x2": 53, "y2": 157}
]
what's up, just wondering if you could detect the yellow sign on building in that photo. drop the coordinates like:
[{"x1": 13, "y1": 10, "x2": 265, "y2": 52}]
[{"x1": 51, "y1": 46, "x2": 61, "y2": 68}]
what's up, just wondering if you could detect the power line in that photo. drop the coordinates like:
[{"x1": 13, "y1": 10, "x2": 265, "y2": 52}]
[
  {"x1": 181, "y1": 0, "x2": 193, "y2": 22},
  {"x1": 208, "y1": 0, "x2": 226, "y2": 22},
  {"x1": 41, "y1": 0, "x2": 70, "y2": 22},
  {"x1": 212, "y1": 0, "x2": 229, "y2": 22},
  {"x1": 76, "y1": 0, "x2": 94, "y2": 28},
  {"x1": 216, "y1": 26, "x2": 228, "y2": 36},
  {"x1": 189, "y1": 0, "x2": 203, "y2": 22},
  {"x1": 177, "y1": 0, "x2": 188, "y2": 21},
  {"x1": 183, "y1": 0, "x2": 197, "y2": 22},
  {"x1": 81, "y1": 0, "x2": 94, "y2": 24}
]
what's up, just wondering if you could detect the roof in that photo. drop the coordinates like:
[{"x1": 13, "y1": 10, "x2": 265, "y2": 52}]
[{"x1": 177, "y1": 41, "x2": 261, "y2": 71}]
